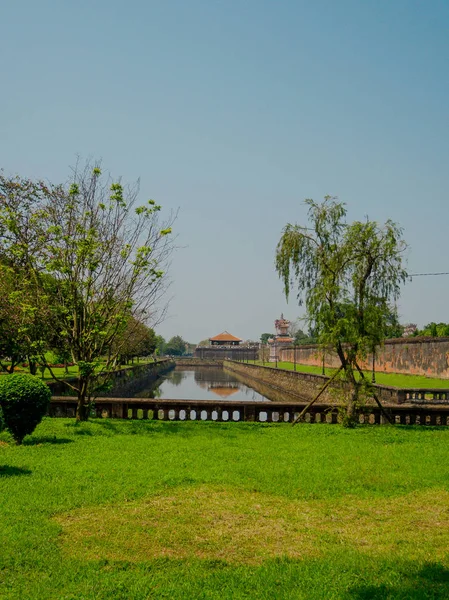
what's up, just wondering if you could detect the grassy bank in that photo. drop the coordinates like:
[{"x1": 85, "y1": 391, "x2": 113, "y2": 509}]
[
  {"x1": 1, "y1": 419, "x2": 449, "y2": 598},
  {"x1": 0, "y1": 358, "x2": 163, "y2": 381},
  {"x1": 252, "y1": 360, "x2": 449, "y2": 389}
]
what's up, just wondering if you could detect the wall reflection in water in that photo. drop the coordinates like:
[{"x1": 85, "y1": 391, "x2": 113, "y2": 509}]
[{"x1": 133, "y1": 367, "x2": 271, "y2": 402}]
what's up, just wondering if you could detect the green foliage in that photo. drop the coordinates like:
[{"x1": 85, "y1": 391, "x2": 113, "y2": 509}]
[
  {"x1": 276, "y1": 196, "x2": 408, "y2": 423},
  {"x1": 0, "y1": 373, "x2": 51, "y2": 443},
  {"x1": 165, "y1": 335, "x2": 187, "y2": 356},
  {"x1": 0, "y1": 161, "x2": 175, "y2": 420},
  {"x1": 420, "y1": 322, "x2": 449, "y2": 337},
  {"x1": 384, "y1": 309, "x2": 404, "y2": 338},
  {"x1": 293, "y1": 328, "x2": 317, "y2": 345},
  {"x1": 113, "y1": 318, "x2": 157, "y2": 362},
  {"x1": 0, "y1": 260, "x2": 51, "y2": 372},
  {"x1": 260, "y1": 333, "x2": 275, "y2": 344}
]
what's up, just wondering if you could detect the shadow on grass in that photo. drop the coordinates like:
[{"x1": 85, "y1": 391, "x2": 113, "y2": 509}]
[
  {"x1": 24, "y1": 436, "x2": 74, "y2": 445},
  {"x1": 348, "y1": 562, "x2": 449, "y2": 599},
  {"x1": 63, "y1": 418, "x2": 269, "y2": 438},
  {"x1": 394, "y1": 425, "x2": 449, "y2": 433},
  {"x1": 0, "y1": 465, "x2": 32, "y2": 477}
]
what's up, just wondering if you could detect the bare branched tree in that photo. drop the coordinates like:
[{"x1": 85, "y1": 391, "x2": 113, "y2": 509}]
[{"x1": 0, "y1": 161, "x2": 176, "y2": 420}]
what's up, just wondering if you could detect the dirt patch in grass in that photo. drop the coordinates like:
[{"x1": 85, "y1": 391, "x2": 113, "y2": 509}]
[{"x1": 55, "y1": 486, "x2": 449, "y2": 565}]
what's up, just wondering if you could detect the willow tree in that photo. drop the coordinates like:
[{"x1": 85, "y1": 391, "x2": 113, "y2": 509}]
[
  {"x1": 0, "y1": 162, "x2": 174, "y2": 420},
  {"x1": 276, "y1": 197, "x2": 407, "y2": 425}
]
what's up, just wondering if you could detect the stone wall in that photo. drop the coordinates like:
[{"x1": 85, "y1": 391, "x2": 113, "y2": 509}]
[
  {"x1": 224, "y1": 360, "x2": 405, "y2": 405},
  {"x1": 47, "y1": 360, "x2": 174, "y2": 396},
  {"x1": 225, "y1": 359, "x2": 333, "y2": 402},
  {"x1": 194, "y1": 347, "x2": 258, "y2": 360},
  {"x1": 175, "y1": 358, "x2": 224, "y2": 367},
  {"x1": 279, "y1": 338, "x2": 449, "y2": 379},
  {"x1": 49, "y1": 396, "x2": 449, "y2": 425}
]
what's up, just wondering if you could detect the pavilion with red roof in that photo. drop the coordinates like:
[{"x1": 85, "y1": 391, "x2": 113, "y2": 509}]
[
  {"x1": 209, "y1": 331, "x2": 242, "y2": 346},
  {"x1": 195, "y1": 330, "x2": 257, "y2": 360}
]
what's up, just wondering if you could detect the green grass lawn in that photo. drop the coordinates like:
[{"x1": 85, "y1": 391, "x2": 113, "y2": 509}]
[
  {"x1": 0, "y1": 358, "x2": 160, "y2": 381},
  {"x1": 253, "y1": 360, "x2": 449, "y2": 389},
  {"x1": 2, "y1": 419, "x2": 449, "y2": 599}
]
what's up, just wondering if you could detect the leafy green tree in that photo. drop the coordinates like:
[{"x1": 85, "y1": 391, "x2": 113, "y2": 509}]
[
  {"x1": 384, "y1": 310, "x2": 404, "y2": 339},
  {"x1": 112, "y1": 317, "x2": 157, "y2": 363},
  {"x1": 291, "y1": 328, "x2": 317, "y2": 345},
  {"x1": 154, "y1": 335, "x2": 166, "y2": 356},
  {"x1": 0, "y1": 162, "x2": 174, "y2": 420},
  {"x1": 437, "y1": 323, "x2": 449, "y2": 337},
  {"x1": 0, "y1": 373, "x2": 51, "y2": 444},
  {"x1": 0, "y1": 260, "x2": 53, "y2": 374},
  {"x1": 420, "y1": 322, "x2": 449, "y2": 337},
  {"x1": 276, "y1": 196, "x2": 407, "y2": 425},
  {"x1": 197, "y1": 339, "x2": 210, "y2": 347},
  {"x1": 165, "y1": 335, "x2": 187, "y2": 356},
  {"x1": 260, "y1": 333, "x2": 275, "y2": 344},
  {"x1": 0, "y1": 263, "x2": 25, "y2": 372}
]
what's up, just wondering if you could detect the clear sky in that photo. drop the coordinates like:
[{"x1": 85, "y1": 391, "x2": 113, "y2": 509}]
[{"x1": 1, "y1": 0, "x2": 449, "y2": 343}]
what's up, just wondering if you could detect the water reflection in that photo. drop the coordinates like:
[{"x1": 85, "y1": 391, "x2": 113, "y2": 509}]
[{"x1": 134, "y1": 367, "x2": 271, "y2": 402}]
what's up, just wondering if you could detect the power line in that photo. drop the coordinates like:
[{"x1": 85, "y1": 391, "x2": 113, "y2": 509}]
[{"x1": 409, "y1": 272, "x2": 449, "y2": 277}]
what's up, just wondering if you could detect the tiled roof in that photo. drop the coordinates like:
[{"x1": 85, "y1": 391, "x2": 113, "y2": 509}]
[
  {"x1": 210, "y1": 387, "x2": 239, "y2": 398},
  {"x1": 209, "y1": 331, "x2": 242, "y2": 342}
]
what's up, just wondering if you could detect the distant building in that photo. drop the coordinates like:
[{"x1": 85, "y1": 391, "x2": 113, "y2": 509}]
[
  {"x1": 268, "y1": 314, "x2": 293, "y2": 362},
  {"x1": 402, "y1": 323, "x2": 418, "y2": 337},
  {"x1": 209, "y1": 331, "x2": 242, "y2": 346},
  {"x1": 194, "y1": 331, "x2": 258, "y2": 360}
]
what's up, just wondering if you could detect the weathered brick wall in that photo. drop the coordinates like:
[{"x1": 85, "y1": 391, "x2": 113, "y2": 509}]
[
  {"x1": 225, "y1": 360, "x2": 334, "y2": 402},
  {"x1": 224, "y1": 360, "x2": 401, "y2": 405},
  {"x1": 279, "y1": 338, "x2": 449, "y2": 379},
  {"x1": 194, "y1": 347, "x2": 258, "y2": 360},
  {"x1": 175, "y1": 358, "x2": 223, "y2": 367},
  {"x1": 47, "y1": 360, "x2": 174, "y2": 396}
]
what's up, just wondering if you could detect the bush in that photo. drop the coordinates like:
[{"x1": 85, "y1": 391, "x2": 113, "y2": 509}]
[{"x1": 0, "y1": 374, "x2": 51, "y2": 444}]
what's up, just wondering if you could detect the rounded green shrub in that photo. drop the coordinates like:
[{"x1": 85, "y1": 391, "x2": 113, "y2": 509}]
[{"x1": 0, "y1": 374, "x2": 51, "y2": 444}]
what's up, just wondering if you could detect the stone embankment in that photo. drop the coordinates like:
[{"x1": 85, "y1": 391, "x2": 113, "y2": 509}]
[
  {"x1": 279, "y1": 337, "x2": 449, "y2": 379},
  {"x1": 47, "y1": 359, "x2": 174, "y2": 396},
  {"x1": 224, "y1": 360, "x2": 449, "y2": 406},
  {"x1": 174, "y1": 358, "x2": 223, "y2": 367}
]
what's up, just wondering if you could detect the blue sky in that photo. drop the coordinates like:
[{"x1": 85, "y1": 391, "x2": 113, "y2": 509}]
[{"x1": 1, "y1": 0, "x2": 448, "y2": 342}]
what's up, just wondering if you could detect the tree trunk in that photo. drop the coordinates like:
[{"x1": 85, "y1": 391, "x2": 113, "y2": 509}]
[
  {"x1": 346, "y1": 387, "x2": 358, "y2": 425},
  {"x1": 28, "y1": 358, "x2": 38, "y2": 376},
  {"x1": 354, "y1": 360, "x2": 393, "y2": 424},
  {"x1": 344, "y1": 366, "x2": 359, "y2": 427},
  {"x1": 292, "y1": 366, "x2": 343, "y2": 425},
  {"x1": 76, "y1": 378, "x2": 90, "y2": 421}
]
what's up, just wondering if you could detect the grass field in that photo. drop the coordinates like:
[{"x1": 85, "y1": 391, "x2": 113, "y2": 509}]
[
  {"x1": 254, "y1": 360, "x2": 449, "y2": 389},
  {"x1": 0, "y1": 358, "x2": 160, "y2": 381},
  {"x1": 1, "y1": 419, "x2": 449, "y2": 599}
]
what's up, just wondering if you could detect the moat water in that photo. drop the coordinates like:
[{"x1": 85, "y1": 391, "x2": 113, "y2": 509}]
[{"x1": 131, "y1": 367, "x2": 272, "y2": 402}]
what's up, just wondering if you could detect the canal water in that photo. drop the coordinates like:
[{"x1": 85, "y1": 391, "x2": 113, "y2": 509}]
[{"x1": 132, "y1": 367, "x2": 272, "y2": 402}]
